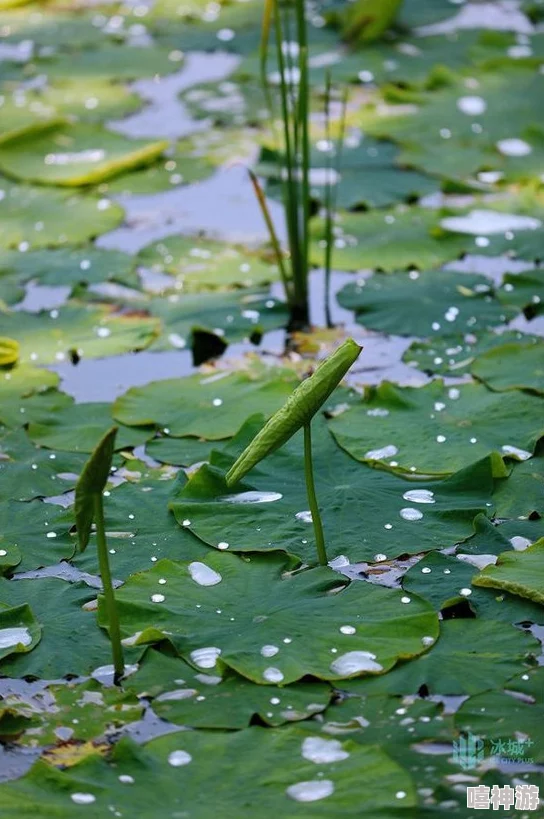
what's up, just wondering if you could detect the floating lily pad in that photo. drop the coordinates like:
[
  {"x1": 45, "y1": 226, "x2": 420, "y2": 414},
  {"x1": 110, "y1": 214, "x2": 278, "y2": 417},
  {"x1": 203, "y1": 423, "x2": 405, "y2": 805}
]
[
  {"x1": 0, "y1": 274, "x2": 24, "y2": 306},
  {"x1": 0, "y1": 729, "x2": 415, "y2": 817},
  {"x1": 171, "y1": 416, "x2": 495, "y2": 564},
  {"x1": 310, "y1": 207, "x2": 466, "y2": 271},
  {"x1": 493, "y1": 453, "x2": 544, "y2": 518},
  {"x1": 0, "y1": 499, "x2": 74, "y2": 572},
  {"x1": 105, "y1": 551, "x2": 438, "y2": 684},
  {"x1": 146, "y1": 435, "x2": 214, "y2": 467},
  {"x1": 113, "y1": 366, "x2": 300, "y2": 439},
  {"x1": 328, "y1": 380, "x2": 544, "y2": 475},
  {"x1": 337, "y1": 269, "x2": 515, "y2": 336},
  {"x1": 367, "y1": 67, "x2": 544, "y2": 182},
  {"x1": 0, "y1": 247, "x2": 139, "y2": 289},
  {"x1": 138, "y1": 235, "x2": 279, "y2": 290},
  {"x1": 454, "y1": 668, "x2": 544, "y2": 746},
  {"x1": 28, "y1": 401, "x2": 153, "y2": 453},
  {"x1": 0, "y1": 365, "x2": 63, "y2": 428},
  {"x1": 261, "y1": 137, "x2": 437, "y2": 210},
  {"x1": 342, "y1": 619, "x2": 539, "y2": 696},
  {"x1": 72, "y1": 478, "x2": 209, "y2": 581},
  {"x1": 465, "y1": 514, "x2": 544, "y2": 557},
  {"x1": 148, "y1": 289, "x2": 288, "y2": 350},
  {"x1": 0, "y1": 429, "x2": 86, "y2": 501},
  {"x1": 0, "y1": 123, "x2": 168, "y2": 187},
  {"x1": 39, "y1": 44, "x2": 183, "y2": 82},
  {"x1": 0, "y1": 603, "x2": 40, "y2": 662},
  {"x1": 37, "y1": 78, "x2": 143, "y2": 122},
  {"x1": 129, "y1": 648, "x2": 332, "y2": 729},
  {"x1": 0, "y1": 304, "x2": 159, "y2": 365},
  {"x1": 0, "y1": 93, "x2": 61, "y2": 146},
  {"x1": 2, "y1": 679, "x2": 143, "y2": 747},
  {"x1": 0, "y1": 577, "x2": 141, "y2": 679},
  {"x1": 471, "y1": 338, "x2": 544, "y2": 394},
  {"x1": 402, "y1": 330, "x2": 530, "y2": 376},
  {"x1": 402, "y1": 551, "x2": 544, "y2": 625},
  {"x1": 473, "y1": 539, "x2": 544, "y2": 605},
  {"x1": 498, "y1": 268, "x2": 544, "y2": 313},
  {"x1": 0, "y1": 183, "x2": 124, "y2": 249}
]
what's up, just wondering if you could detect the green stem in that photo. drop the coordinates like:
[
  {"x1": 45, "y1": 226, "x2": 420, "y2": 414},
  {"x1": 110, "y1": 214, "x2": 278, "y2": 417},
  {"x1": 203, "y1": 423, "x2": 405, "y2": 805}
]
[
  {"x1": 303, "y1": 423, "x2": 327, "y2": 566},
  {"x1": 93, "y1": 494, "x2": 124, "y2": 684}
]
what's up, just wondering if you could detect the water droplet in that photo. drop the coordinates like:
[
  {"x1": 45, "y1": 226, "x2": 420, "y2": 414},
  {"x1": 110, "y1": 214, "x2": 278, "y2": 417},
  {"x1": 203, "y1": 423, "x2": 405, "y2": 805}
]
[
  {"x1": 496, "y1": 138, "x2": 532, "y2": 157},
  {"x1": 374, "y1": 553, "x2": 387, "y2": 562},
  {"x1": 403, "y1": 489, "x2": 435, "y2": 504},
  {"x1": 401, "y1": 596, "x2": 411, "y2": 604},
  {"x1": 396, "y1": 791, "x2": 407, "y2": 799},
  {"x1": 422, "y1": 636, "x2": 435, "y2": 647},
  {"x1": 182, "y1": 519, "x2": 191, "y2": 527},
  {"x1": 212, "y1": 398, "x2": 223, "y2": 407},
  {"x1": 400, "y1": 507, "x2": 423, "y2": 521},
  {"x1": 217, "y1": 541, "x2": 229, "y2": 550},
  {"x1": 188, "y1": 562, "x2": 222, "y2": 587},
  {"x1": 295, "y1": 510, "x2": 312, "y2": 523},
  {"x1": 330, "y1": 651, "x2": 382, "y2": 675},
  {"x1": 263, "y1": 667, "x2": 284, "y2": 683},
  {"x1": 421, "y1": 567, "x2": 431, "y2": 574},
  {"x1": 219, "y1": 491, "x2": 283, "y2": 504},
  {"x1": 261, "y1": 645, "x2": 279, "y2": 657},
  {"x1": 0, "y1": 627, "x2": 32, "y2": 649},
  {"x1": 46, "y1": 531, "x2": 57, "y2": 538},
  {"x1": 151, "y1": 593, "x2": 165, "y2": 603},
  {"x1": 460, "y1": 588, "x2": 472, "y2": 596},
  {"x1": 501, "y1": 445, "x2": 532, "y2": 461},
  {"x1": 168, "y1": 750, "x2": 192, "y2": 767},
  {"x1": 340, "y1": 625, "x2": 356, "y2": 635},
  {"x1": 71, "y1": 793, "x2": 96, "y2": 805},
  {"x1": 364, "y1": 445, "x2": 398, "y2": 460},
  {"x1": 190, "y1": 647, "x2": 221, "y2": 668},
  {"x1": 456, "y1": 95, "x2": 486, "y2": 116},
  {"x1": 119, "y1": 775, "x2": 134, "y2": 784},
  {"x1": 287, "y1": 780, "x2": 334, "y2": 802},
  {"x1": 301, "y1": 736, "x2": 349, "y2": 764}
]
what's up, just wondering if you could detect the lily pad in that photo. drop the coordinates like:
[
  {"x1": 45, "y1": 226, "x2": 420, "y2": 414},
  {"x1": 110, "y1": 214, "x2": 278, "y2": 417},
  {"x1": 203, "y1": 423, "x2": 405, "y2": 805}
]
[
  {"x1": 473, "y1": 539, "x2": 544, "y2": 605},
  {"x1": 72, "y1": 478, "x2": 209, "y2": 581},
  {"x1": 498, "y1": 268, "x2": 544, "y2": 313},
  {"x1": 471, "y1": 338, "x2": 544, "y2": 394},
  {"x1": 0, "y1": 577, "x2": 142, "y2": 679},
  {"x1": 129, "y1": 648, "x2": 332, "y2": 729},
  {"x1": 2, "y1": 679, "x2": 143, "y2": 747},
  {"x1": 261, "y1": 137, "x2": 437, "y2": 211},
  {"x1": 337, "y1": 269, "x2": 515, "y2": 336},
  {"x1": 146, "y1": 435, "x2": 214, "y2": 467},
  {"x1": 0, "y1": 429, "x2": 87, "y2": 501},
  {"x1": 492, "y1": 453, "x2": 544, "y2": 518},
  {"x1": 113, "y1": 366, "x2": 300, "y2": 439},
  {"x1": 0, "y1": 304, "x2": 159, "y2": 365},
  {"x1": 341, "y1": 619, "x2": 540, "y2": 696},
  {"x1": 310, "y1": 207, "x2": 466, "y2": 272},
  {"x1": 28, "y1": 400, "x2": 153, "y2": 453},
  {"x1": 328, "y1": 380, "x2": 544, "y2": 475},
  {"x1": 0, "y1": 729, "x2": 415, "y2": 817},
  {"x1": 171, "y1": 415, "x2": 495, "y2": 564},
  {"x1": 402, "y1": 329, "x2": 531, "y2": 376},
  {"x1": 0, "y1": 123, "x2": 168, "y2": 187},
  {"x1": 0, "y1": 183, "x2": 124, "y2": 249},
  {"x1": 0, "y1": 603, "x2": 40, "y2": 662},
  {"x1": 0, "y1": 499, "x2": 74, "y2": 572},
  {"x1": 40, "y1": 44, "x2": 183, "y2": 82},
  {"x1": 105, "y1": 550, "x2": 439, "y2": 684},
  {"x1": 402, "y1": 551, "x2": 544, "y2": 625},
  {"x1": 0, "y1": 365, "x2": 65, "y2": 428},
  {"x1": 138, "y1": 235, "x2": 279, "y2": 291},
  {"x1": 0, "y1": 247, "x2": 139, "y2": 289}
]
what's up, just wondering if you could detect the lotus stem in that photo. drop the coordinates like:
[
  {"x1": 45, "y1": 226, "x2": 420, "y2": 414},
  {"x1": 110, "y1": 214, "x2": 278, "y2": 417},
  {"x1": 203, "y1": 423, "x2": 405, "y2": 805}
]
[
  {"x1": 303, "y1": 422, "x2": 327, "y2": 566},
  {"x1": 93, "y1": 494, "x2": 124, "y2": 684}
]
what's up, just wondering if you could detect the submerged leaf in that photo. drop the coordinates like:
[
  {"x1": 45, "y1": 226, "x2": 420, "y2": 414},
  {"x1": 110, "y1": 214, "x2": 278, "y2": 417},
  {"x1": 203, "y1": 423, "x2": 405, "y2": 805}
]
[
  {"x1": 75, "y1": 427, "x2": 117, "y2": 552},
  {"x1": 226, "y1": 339, "x2": 362, "y2": 485}
]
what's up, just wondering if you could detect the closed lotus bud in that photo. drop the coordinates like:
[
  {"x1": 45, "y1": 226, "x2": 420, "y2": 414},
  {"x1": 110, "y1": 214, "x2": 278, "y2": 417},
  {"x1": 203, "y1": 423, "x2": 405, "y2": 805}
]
[
  {"x1": 226, "y1": 338, "x2": 362, "y2": 485},
  {"x1": 75, "y1": 427, "x2": 117, "y2": 551}
]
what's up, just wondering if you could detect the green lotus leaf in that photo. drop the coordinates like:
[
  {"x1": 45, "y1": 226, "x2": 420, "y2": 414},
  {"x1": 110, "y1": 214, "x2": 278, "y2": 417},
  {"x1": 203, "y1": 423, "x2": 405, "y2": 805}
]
[
  {"x1": 38, "y1": 44, "x2": 184, "y2": 82},
  {"x1": 226, "y1": 339, "x2": 362, "y2": 484},
  {"x1": 0, "y1": 183, "x2": 124, "y2": 249},
  {"x1": 0, "y1": 729, "x2": 415, "y2": 817},
  {"x1": 113, "y1": 366, "x2": 300, "y2": 439},
  {"x1": 0, "y1": 247, "x2": 139, "y2": 289},
  {"x1": 128, "y1": 647, "x2": 332, "y2": 729},
  {"x1": 328, "y1": 380, "x2": 544, "y2": 475},
  {"x1": 338, "y1": 269, "x2": 516, "y2": 337},
  {"x1": 72, "y1": 477, "x2": 210, "y2": 580},
  {"x1": 472, "y1": 539, "x2": 544, "y2": 605},
  {"x1": 471, "y1": 338, "x2": 544, "y2": 394},
  {"x1": 146, "y1": 435, "x2": 214, "y2": 467},
  {"x1": 0, "y1": 602, "x2": 41, "y2": 661},
  {"x1": 498, "y1": 268, "x2": 544, "y2": 314},
  {"x1": 0, "y1": 499, "x2": 74, "y2": 572},
  {"x1": 138, "y1": 234, "x2": 279, "y2": 291},
  {"x1": 28, "y1": 400, "x2": 154, "y2": 453},
  {"x1": 103, "y1": 550, "x2": 439, "y2": 684},
  {"x1": 402, "y1": 330, "x2": 532, "y2": 377},
  {"x1": 171, "y1": 415, "x2": 495, "y2": 564},
  {"x1": 492, "y1": 453, "x2": 544, "y2": 518},
  {"x1": 0, "y1": 429, "x2": 87, "y2": 502},
  {"x1": 0, "y1": 123, "x2": 168, "y2": 187},
  {"x1": 0, "y1": 304, "x2": 159, "y2": 365},
  {"x1": 0, "y1": 365, "x2": 65, "y2": 428},
  {"x1": 341, "y1": 619, "x2": 540, "y2": 697}
]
